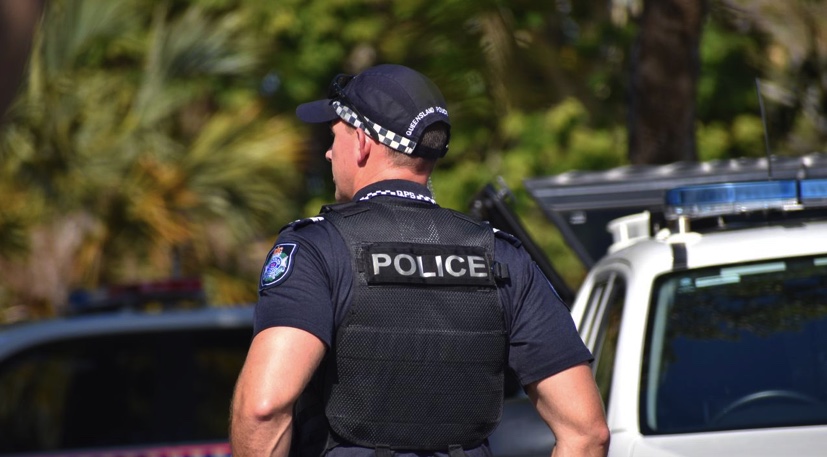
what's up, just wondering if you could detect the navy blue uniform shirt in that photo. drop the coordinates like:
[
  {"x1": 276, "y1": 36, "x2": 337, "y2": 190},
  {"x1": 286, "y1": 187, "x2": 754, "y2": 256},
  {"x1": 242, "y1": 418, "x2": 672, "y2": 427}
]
[{"x1": 255, "y1": 179, "x2": 592, "y2": 457}]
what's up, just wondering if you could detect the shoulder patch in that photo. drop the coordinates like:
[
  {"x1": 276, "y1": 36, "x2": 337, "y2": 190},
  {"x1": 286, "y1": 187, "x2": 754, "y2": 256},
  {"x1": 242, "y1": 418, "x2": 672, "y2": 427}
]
[{"x1": 260, "y1": 243, "x2": 299, "y2": 288}]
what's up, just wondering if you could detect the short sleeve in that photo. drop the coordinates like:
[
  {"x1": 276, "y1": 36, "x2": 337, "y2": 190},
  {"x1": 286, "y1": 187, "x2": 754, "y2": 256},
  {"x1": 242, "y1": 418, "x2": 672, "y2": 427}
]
[
  {"x1": 497, "y1": 240, "x2": 593, "y2": 386},
  {"x1": 253, "y1": 223, "x2": 341, "y2": 347}
]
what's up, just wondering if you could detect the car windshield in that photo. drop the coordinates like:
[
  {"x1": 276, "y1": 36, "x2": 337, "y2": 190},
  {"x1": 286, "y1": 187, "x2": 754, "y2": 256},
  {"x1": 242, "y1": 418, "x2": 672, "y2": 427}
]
[{"x1": 641, "y1": 255, "x2": 827, "y2": 434}]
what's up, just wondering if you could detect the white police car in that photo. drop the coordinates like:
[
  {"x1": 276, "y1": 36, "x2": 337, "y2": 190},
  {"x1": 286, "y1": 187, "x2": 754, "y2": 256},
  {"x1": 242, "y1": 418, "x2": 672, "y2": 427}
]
[
  {"x1": 0, "y1": 280, "x2": 554, "y2": 456},
  {"x1": 520, "y1": 154, "x2": 827, "y2": 457}
]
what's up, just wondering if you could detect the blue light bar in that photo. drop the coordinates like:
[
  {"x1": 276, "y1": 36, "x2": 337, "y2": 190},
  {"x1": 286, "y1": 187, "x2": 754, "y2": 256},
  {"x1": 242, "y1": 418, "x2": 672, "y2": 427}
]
[
  {"x1": 800, "y1": 178, "x2": 827, "y2": 205},
  {"x1": 664, "y1": 180, "x2": 799, "y2": 219}
]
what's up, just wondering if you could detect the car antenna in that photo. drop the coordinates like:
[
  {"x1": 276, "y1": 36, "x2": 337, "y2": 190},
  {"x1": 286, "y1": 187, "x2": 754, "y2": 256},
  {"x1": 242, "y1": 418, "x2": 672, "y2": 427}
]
[{"x1": 755, "y1": 77, "x2": 774, "y2": 180}]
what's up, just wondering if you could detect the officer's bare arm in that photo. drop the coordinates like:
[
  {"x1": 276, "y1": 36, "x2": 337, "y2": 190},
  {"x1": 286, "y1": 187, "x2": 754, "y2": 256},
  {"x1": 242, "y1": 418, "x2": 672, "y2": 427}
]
[
  {"x1": 230, "y1": 326, "x2": 326, "y2": 457},
  {"x1": 525, "y1": 362, "x2": 610, "y2": 457}
]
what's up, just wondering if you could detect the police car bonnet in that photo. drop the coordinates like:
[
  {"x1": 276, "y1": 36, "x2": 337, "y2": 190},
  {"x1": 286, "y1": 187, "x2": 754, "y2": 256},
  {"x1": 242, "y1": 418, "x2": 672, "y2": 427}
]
[{"x1": 296, "y1": 64, "x2": 451, "y2": 159}]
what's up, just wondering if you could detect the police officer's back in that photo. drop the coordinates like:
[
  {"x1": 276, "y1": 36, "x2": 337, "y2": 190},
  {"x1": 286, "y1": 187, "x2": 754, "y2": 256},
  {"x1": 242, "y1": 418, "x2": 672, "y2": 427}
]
[{"x1": 230, "y1": 64, "x2": 610, "y2": 457}]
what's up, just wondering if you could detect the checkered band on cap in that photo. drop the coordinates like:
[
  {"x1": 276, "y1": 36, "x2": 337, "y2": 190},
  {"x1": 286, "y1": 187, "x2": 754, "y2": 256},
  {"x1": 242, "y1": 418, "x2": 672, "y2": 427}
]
[{"x1": 332, "y1": 101, "x2": 417, "y2": 155}]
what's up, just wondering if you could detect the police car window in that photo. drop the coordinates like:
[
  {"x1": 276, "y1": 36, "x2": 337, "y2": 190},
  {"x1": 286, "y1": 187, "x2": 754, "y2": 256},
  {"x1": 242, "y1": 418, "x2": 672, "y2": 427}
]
[
  {"x1": 0, "y1": 328, "x2": 249, "y2": 454},
  {"x1": 580, "y1": 281, "x2": 608, "y2": 347},
  {"x1": 592, "y1": 276, "x2": 626, "y2": 410},
  {"x1": 640, "y1": 255, "x2": 827, "y2": 435}
]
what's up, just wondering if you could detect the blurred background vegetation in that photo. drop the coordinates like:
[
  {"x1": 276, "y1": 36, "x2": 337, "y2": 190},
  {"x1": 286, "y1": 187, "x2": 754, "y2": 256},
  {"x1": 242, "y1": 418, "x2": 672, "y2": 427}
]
[{"x1": 1, "y1": 0, "x2": 825, "y2": 320}]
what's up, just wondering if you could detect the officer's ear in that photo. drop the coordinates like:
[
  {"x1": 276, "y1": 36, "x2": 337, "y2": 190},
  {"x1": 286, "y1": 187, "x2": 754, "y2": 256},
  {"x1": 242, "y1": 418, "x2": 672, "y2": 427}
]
[{"x1": 354, "y1": 127, "x2": 372, "y2": 165}]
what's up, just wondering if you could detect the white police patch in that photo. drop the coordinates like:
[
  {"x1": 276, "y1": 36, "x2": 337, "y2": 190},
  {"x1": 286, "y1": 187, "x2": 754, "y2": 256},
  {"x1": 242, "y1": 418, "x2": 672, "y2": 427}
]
[
  {"x1": 260, "y1": 243, "x2": 298, "y2": 288},
  {"x1": 361, "y1": 243, "x2": 495, "y2": 287}
]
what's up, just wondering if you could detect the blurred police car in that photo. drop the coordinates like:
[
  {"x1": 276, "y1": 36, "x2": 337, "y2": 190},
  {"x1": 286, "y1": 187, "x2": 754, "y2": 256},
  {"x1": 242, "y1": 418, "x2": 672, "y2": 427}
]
[
  {"x1": 0, "y1": 280, "x2": 554, "y2": 456},
  {"x1": 0, "y1": 279, "x2": 246, "y2": 456},
  {"x1": 514, "y1": 153, "x2": 827, "y2": 457}
]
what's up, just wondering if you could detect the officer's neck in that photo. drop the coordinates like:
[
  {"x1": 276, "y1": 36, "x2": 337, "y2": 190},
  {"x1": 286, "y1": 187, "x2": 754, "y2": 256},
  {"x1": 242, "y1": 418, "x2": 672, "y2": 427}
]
[{"x1": 349, "y1": 147, "x2": 430, "y2": 199}]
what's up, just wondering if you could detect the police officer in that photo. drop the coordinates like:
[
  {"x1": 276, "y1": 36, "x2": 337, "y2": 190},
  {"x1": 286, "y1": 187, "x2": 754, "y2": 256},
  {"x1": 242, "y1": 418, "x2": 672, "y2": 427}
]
[{"x1": 230, "y1": 64, "x2": 609, "y2": 457}]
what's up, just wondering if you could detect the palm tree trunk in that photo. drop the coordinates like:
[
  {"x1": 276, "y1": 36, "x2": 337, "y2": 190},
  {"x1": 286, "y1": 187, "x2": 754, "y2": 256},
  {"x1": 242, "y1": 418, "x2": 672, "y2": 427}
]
[
  {"x1": 628, "y1": 0, "x2": 706, "y2": 164},
  {"x1": 0, "y1": 0, "x2": 45, "y2": 122}
]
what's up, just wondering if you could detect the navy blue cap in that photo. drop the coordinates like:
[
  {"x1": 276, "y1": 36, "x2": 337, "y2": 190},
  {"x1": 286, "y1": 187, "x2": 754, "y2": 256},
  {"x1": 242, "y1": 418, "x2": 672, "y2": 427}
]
[{"x1": 296, "y1": 64, "x2": 450, "y2": 158}]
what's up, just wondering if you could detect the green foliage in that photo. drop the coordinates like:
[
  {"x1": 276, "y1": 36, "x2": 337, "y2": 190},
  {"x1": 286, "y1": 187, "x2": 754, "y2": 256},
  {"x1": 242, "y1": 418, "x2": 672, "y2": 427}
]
[
  {"x1": 705, "y1": 1, "x2": 827, "y2": 157},
  {"x1": 0, "y1": 186, "x2": 41, "y2": 259},
  {"x1": 696, "y1": 114, "x2": 773, "y2": 162},
  {"x1": 434, "y1": 97, "x2": 626, "y2": 290},
  {"x1": 499, "y1": 98, "x2": 627, "y2": 178},
  {"x1": 2, "y1": 0, "x2": 826, "y2": 317},
  {"x1": 0, "y1": 0, "x2": 304, "y2": 314},
  {"x1": 697, "y1": 20, "x2": 763, "y2": 122},
  {"x1": 731, "y1": 114, "x2": 766, "y2": 155},
  {"x1": 697, "y1": 122, "x2": 732, "y2": 161}
]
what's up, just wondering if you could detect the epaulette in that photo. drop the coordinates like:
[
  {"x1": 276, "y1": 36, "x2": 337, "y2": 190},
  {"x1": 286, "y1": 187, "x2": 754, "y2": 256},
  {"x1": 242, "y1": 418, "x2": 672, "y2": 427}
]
[
  {"x1": 493, "y1": 227, "x2": 522, "y2": 248},
  {"x1": 279, "y1": 216, "x2": 325, "y2": 233},
  {"x1": 322, "y1": 201, "x2": 371, "y2": 217}
]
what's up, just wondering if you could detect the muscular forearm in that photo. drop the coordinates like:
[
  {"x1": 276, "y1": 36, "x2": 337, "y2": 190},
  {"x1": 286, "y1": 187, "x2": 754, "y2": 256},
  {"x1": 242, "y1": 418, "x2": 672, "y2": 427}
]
[
  {"x1": 528, "y1": 364, "x2": 610, "y2": 457},
  {"x1": 229, "y1": 327, "x2": 327, "y2": 457}
]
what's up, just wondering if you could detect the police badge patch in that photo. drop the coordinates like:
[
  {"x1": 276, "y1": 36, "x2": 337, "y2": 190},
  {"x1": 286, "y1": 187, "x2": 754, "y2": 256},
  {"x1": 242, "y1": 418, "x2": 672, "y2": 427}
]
[{"x1": 260, "y1": 243, "x2": 298, "y2": 289}]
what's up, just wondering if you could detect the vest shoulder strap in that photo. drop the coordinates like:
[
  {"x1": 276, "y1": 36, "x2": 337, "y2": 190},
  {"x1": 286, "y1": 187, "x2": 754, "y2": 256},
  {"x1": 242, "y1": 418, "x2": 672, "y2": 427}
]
[
  {"x1": 322, "y1": 201, "x2": 371, "y2": 218},
  {"x1": 280, "y1": 216, "x2": 325, "y2": 233},
  {"x1": 493, "y1": 228, "x2": 522, "y2": 247}
]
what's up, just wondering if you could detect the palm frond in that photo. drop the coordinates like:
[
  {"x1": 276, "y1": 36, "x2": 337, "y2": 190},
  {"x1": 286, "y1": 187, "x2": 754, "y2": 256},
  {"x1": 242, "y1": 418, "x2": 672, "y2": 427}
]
[{"x1": 132, "y1": 5, "x2": 260, "y2": 126}]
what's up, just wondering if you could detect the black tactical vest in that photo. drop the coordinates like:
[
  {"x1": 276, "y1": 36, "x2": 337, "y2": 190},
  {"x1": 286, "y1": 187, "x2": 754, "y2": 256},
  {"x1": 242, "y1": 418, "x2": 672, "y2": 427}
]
[{"x1": 322, "y1": 198, "x2": 508, "y2": 453}]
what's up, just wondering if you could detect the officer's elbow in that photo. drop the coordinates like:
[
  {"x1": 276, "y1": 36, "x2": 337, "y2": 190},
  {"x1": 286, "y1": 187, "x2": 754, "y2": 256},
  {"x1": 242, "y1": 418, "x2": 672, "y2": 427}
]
[
  {"x1": 590, "y1": 421, "x2": 611, "y2": 454},
  {"x1": 555, "y1": 420, "x2": 610, "y2": 457},
  {"x1": 229, "y1": 385, "x2": 296, "y2": 456},
  {"x1": 232, "y1": 386, "x2": 293, "y2": 425},
  {"x1": 245, "y1": 395, "x2": 293, "y2": 423}
]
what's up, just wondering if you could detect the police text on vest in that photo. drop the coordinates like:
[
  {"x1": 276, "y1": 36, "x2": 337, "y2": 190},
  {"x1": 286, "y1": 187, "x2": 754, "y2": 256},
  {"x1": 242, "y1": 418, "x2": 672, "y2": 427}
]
[{"x1": 362, "y1": 243, "x2": 495, "y2": 286}]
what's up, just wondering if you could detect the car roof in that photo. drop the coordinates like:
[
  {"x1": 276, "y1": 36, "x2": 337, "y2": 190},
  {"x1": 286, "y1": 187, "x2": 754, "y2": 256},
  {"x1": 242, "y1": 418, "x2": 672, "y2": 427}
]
[
  {"x1": 598, "y1": 217, "x2": 827, "y2": 274},
  {"x1": 524, "y1": 153, "x2": 827, "y2": 269},
  {"x1": 0, "y1": 305, "x2": 254, "y2": 362}
]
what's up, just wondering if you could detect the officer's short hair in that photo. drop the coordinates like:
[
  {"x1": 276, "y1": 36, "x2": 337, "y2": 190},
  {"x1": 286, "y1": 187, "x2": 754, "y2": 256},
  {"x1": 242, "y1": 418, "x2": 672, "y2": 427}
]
[{"x1": 388, "y1": 122, "x2": 447, "y2": 169}]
